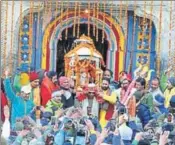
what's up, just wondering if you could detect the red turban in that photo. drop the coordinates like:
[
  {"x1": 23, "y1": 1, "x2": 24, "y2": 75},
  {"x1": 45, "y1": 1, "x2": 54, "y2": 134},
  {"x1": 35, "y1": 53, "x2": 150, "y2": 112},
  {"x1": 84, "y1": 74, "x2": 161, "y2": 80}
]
[
  {"x1": 29, "y1": 72, "x2": 39, "y2": 82},
  {"x1": 59, "y1": 76, "x2": 68, "y2": 86}
]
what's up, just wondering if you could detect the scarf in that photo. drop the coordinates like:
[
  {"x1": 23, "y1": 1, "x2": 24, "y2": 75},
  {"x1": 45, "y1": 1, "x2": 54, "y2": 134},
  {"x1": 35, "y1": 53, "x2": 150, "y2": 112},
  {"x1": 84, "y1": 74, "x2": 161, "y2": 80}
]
[{"x1": 82, "y1": 97, "x2": 99, "y2": 118}]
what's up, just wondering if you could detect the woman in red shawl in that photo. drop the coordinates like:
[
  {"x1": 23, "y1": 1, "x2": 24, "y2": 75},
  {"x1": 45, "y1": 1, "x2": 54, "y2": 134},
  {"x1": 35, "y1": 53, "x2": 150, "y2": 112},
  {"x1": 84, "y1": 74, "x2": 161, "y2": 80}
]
[{"x1": 1, "y1": 79, "x2": 8, "y2": 122}]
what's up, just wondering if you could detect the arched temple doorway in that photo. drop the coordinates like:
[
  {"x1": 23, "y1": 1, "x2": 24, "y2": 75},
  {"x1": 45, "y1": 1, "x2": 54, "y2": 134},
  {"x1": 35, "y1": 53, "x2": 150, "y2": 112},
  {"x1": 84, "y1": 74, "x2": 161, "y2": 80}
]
[{"x1": 41, "y1": 10, "x2": 125, "y2": 80}]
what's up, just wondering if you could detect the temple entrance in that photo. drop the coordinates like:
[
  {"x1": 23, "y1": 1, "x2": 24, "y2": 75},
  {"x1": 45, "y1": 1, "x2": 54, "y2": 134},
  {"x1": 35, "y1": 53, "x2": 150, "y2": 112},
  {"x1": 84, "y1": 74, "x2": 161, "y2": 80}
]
[
  {"x1": 56, "y1": 24, "x2": 108, "y2": 76},
  {"x1": 42, "y1": 10, "x2": 124, "y2": 80}
]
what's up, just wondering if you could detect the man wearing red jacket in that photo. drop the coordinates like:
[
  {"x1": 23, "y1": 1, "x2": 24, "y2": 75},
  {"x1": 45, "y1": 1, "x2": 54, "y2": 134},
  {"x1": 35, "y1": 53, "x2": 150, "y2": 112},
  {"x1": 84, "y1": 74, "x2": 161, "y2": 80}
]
[{"x1": 40, "y1": 71, "x2": 59, "y2": 107}]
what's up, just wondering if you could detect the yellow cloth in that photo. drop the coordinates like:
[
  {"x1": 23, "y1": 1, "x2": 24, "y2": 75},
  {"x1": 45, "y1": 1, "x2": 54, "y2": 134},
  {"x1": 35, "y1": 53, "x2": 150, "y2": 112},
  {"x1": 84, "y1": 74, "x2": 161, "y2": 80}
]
[
  {"x1": 164, "y1": 87, "x2": 175, "y2": 108},
  {"x1": 90, "y1": 129, "x2": 96, "y2": 135},
  {"x1": 99, "y1": 91, "x2": 117, "y2": 128},
  {"x1": 99, "y1": 110, "x2": 107, "y2": 128},
  {"x1": 33, "y1": 87, "x2": 41, "y2": 106},
  {"x1": 140, "y1": 64, "x2": 149, "y2": 73},
  {"x1": 33, "y1": 87, "x2": 41, "y2": 119},
  {"x1": 20, "y1": 73, "x2": 30, "y2": 85}
]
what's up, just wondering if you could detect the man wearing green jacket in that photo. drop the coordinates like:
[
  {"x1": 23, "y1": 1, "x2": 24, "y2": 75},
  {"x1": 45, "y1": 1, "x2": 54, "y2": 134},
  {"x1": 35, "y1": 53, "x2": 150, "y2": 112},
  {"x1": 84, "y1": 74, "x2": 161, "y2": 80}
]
[
  {"x1": 135, "y1": 77, "x2": 154, "y2": 113},
  {"x1": 45, "y1": 89, "x2": 64, "y2": 116}
]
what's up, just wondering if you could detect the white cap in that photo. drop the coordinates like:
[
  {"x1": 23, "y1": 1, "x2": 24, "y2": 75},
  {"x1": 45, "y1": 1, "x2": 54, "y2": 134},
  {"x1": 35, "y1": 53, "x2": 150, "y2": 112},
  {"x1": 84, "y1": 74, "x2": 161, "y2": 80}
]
[
  {"x1": 51, "y1": 90, "x2": 62, "y2": 98},
  {"x1": 88, "y1": 83, "x2": 96, "y2": 88},
  {"x1": 21, "y1": 84, "x2": 32, "y2": 93}
]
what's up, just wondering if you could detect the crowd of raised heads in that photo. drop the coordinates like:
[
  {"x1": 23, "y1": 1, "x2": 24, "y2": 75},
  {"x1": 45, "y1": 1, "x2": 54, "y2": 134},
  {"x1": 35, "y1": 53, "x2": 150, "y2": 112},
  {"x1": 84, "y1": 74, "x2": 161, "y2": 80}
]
[{"x1": 1, "y1": 67, "x2": 175, "y2": 145}]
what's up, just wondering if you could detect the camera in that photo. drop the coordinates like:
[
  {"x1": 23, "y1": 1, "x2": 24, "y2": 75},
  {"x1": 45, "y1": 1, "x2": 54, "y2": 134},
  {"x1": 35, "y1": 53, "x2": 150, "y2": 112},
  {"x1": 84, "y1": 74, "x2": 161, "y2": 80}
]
[
  {"x1": 105, "y1": 119, "x2": 116, "y2": 132},
  {"x1": 36, "y1": 106, "x2": 41, "y2": 110},
  {"x1": 51, "y1": 116, "x2": 57, "y2": 125},
  {"x1": 169, "y1": 108, "x2": 175, "y2": 116},
  {"x1": 79, "y1": 117, "x2": 88, "y2": 125},
  {"x1": 64, "y1": 119, "x2": 74, "y2": 130},
  {"x1": 46, "y1": 133, "x2": 54, "y2": 145},
  {"x1": 117, "y1": 106, "x2": 127, "y2": 116},
  {"x1": 10, "y1": 131, "x2": 18, "y2": 136},
  {"x1": 162, "y1": 123, "x2": 174, "y2": 132},
  {"x1": 77, "y1": 129, "x2": 86, "y2": 136}
]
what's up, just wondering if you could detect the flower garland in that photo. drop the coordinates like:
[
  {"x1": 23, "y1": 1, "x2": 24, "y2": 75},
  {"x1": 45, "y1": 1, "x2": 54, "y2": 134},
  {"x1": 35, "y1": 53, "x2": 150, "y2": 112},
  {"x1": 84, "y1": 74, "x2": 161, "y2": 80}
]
[
  {"x1": 4, "y1": 0, "x2": 8, "y2": 68},
  {"x1": 96, "y1": 1, "x2": 99, "y2": 42},
  {"x1": 36, "y1": 4, "x2": 41, "y2": 51},
  {"x1": 88, "y1": 1, "x2": 90, "y2": 37},
  {"x1": 141, "y1": 1, "x2": 147, "y2": 50},
  {"x1": 10, "y1": 0, "x2": 14, "y2": 72},
  {"x1": 93, "y1": 3, "x2": 96, "y2": 36},
  {"x1": 18, "y1": 0, "x2": 22, "y2": 66},
  {"x1": 29, "y1": 0, "x2": 34, "y2": 66},
  {"x1": 77, "y1": 2, "x2": 80, "y2": 38},
  {"x1": 119, "y1": 1, "x2": 123, "y2": 27},
  {"x1": 148, "y1": 0, "x2": 153, "y2": 67},
  {"x1": 73, "y1": 2, "x2": 77, "y2": 37},
  {"x1": 110, "y1": 0, "x2": 113, "y2": 39},
  {"x1": 128, "y1": 1, "x2": 137, "y2": 73},
  {"x1": 157, "y1": 1, "x2": 163, "y2": 76},
  {"x1": 102, "y1": 0, "x2": 106, "y2": 43},
  {"x1": 78, "y1": 59, "x2": 91, "y2": 69},
  {"x1": 168, "y1": 1, "x2": 173, "y2": 75},
  {"x1": 65, "y1": 1, "x2": 69, "y2": 40},
  {"x1": 60, "y1": 0, "x2": 63, "y2": 38},
  {"x1": 54, "y1": 1, "x2": 58, "y2": 28},
  {"x1": 124, "y1": 1, "x2": 128, "y2": 48}
]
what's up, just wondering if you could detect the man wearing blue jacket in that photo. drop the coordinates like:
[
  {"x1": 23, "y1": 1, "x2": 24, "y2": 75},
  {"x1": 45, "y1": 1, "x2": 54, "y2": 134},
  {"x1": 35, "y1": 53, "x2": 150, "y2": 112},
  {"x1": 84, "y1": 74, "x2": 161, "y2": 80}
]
[{"x1": 3, "y1": 69, "x2": 35, "y2": 129}]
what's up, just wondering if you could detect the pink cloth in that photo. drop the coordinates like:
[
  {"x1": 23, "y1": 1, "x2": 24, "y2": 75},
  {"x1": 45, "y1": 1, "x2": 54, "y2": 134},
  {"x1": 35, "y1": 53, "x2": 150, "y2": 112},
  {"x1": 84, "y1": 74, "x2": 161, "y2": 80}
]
[{"x1": 121, "y1": 80, "x2": 136, "y2": 104}]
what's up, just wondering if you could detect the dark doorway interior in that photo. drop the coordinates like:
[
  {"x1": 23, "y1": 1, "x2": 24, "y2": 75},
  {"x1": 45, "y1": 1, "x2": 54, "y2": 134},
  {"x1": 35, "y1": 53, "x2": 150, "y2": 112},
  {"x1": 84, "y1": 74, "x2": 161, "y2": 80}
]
[{"x1": 56, "y1": 24, "x2": 108, "y2": 76}]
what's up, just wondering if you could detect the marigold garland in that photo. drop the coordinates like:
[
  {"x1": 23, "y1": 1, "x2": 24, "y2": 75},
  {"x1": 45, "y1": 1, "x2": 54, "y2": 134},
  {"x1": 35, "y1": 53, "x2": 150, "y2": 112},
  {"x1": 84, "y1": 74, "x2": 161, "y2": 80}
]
[
  {"x1": 157, "y1": 1, "x2": 163, "y2": 76},
  {"x1": 168, "y1": 1, "x2": 173, "y2": 75},
  {"x1": 9, "y1": 0, "x2": 14, "y2": 72}
]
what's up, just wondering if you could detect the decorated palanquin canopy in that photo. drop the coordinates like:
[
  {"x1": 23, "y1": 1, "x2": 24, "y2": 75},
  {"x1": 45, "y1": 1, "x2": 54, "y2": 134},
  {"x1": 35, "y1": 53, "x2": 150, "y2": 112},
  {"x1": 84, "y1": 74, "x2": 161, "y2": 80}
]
[{"x1": 64, "y1": 34, "x2": 104, "y2": 88}]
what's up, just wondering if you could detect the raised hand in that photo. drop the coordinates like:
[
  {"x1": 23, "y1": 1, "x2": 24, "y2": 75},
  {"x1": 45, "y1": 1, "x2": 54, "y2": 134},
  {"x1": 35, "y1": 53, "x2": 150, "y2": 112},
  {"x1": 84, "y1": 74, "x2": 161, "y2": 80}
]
[
  {"x1": 165, "y1": 66, "x2": 173, "y2": 74},
  {"x1": 4, "y1": 105, "x2": 10, "y2": 119},
  {"x1": 18, "y1": 130, "x2": 30, "y2": 137},
  {"x1": 56, "y1": 109, "x2": 64, "y2": 118},
  {"x1": 159, "y1": 131, "x2": 170, "y2": 145},
  {"x1": 4, "y1": 68, "x2": 10, "y2": 78},
  {"x1": 100, "y1": 128, "x2": 109, "y2": 139},
  {"x1": 85, "y1": 119, "x2": 94, "y2": 130},
  {"x1": 134, "y1": 132, "x2": 143, "y2": 142},
  {"x1": 33, "y1": 128, "x2": 42, "y2": 138}
]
